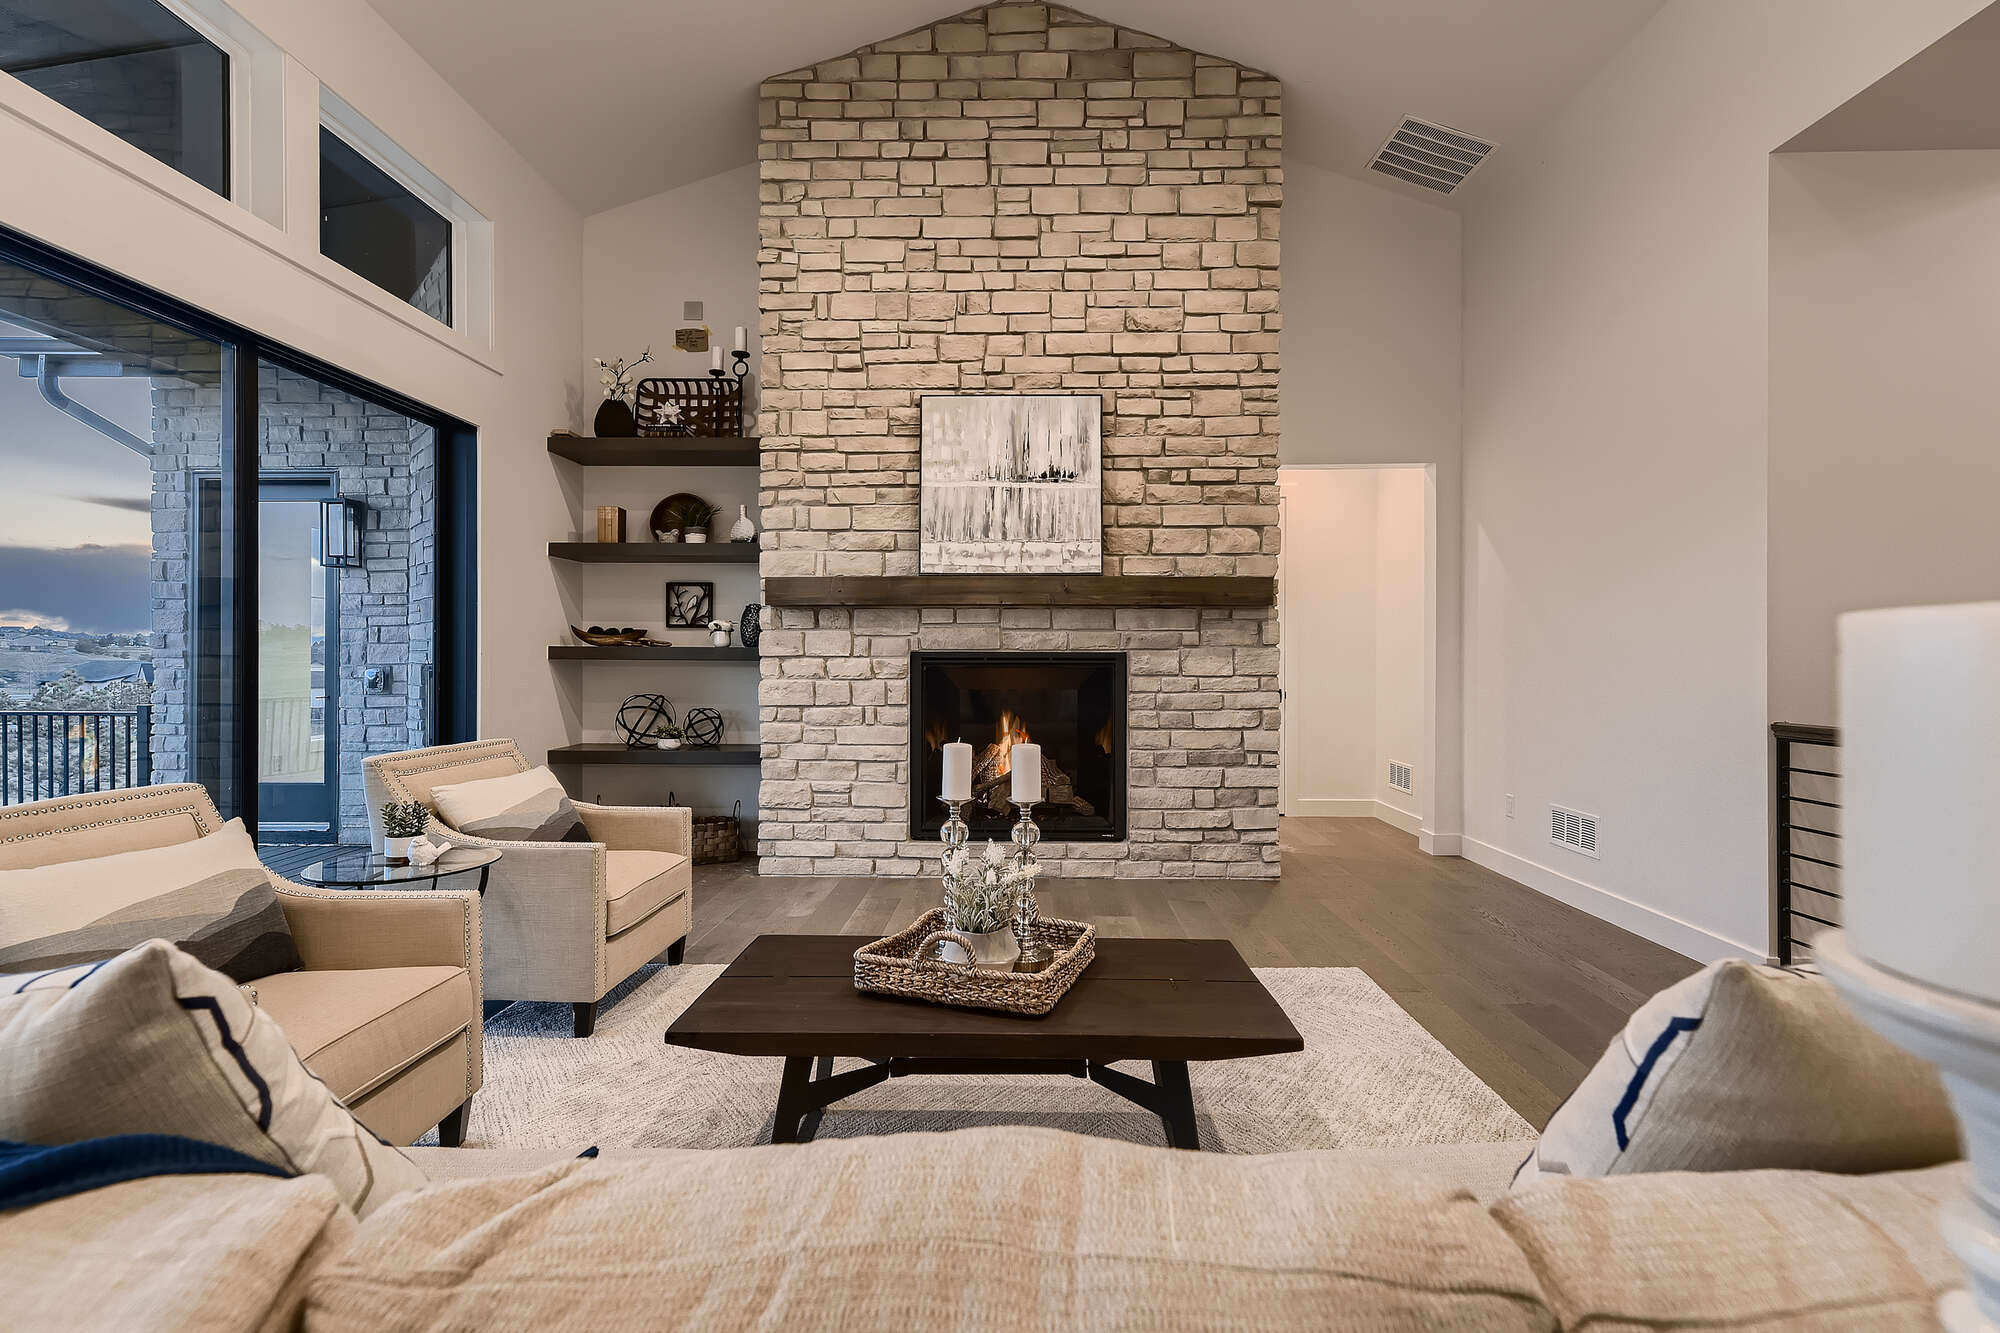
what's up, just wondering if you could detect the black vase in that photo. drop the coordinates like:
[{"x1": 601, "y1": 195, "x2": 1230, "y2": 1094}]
[
  {"x1": 740, "y1": 603, "x2": 761, "y2": 649},
  {"x1": 593, "y1": 397, "x2": 638, "y2": 437}
]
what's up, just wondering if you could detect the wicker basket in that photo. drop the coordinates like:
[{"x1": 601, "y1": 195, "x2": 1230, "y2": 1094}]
[
  {"x1": 853, "y1": 908, "x2": 1095, "y2": 1017},
  {"x1": 674, "y1": 794, "x2": 741, "y2": 865}
]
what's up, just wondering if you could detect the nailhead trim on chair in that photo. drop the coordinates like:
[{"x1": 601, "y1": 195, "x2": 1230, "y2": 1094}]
[{"x1": 0, "y1": 785, "x2": 222, "y2": 847}]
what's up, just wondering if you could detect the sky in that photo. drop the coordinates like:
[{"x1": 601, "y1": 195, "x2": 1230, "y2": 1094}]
[{"x1": 0, "y1": 318, "x2": 157, "y2": 635}]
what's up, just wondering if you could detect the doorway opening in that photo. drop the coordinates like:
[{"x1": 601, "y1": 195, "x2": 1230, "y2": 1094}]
[{"x1": 1279, "y1": 465, "x2": 1436, "y2": 839}]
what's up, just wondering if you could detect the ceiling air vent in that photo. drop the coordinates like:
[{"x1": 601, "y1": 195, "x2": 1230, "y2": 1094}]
[
  {"x1": 1387, "y1": 761, "x2": 1413, "y2": 795},
  {"x1": 1368, "y1": 117, "x2": 1494, "y2": 195},
  {"x1": 1550, "y1": 805, "x2": 1600, "y2": 859}
]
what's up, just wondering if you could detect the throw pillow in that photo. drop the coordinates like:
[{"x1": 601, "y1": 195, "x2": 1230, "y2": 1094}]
[
  {"x1": 0, "y1": 940, "x2": 425, "y2": 1217},
  {"x1": 0, "y1": 818, "x2": 299, "y2": 982},
  {"x1": 428, "y1": 765, "x2": 591, "y2": 843},
  {"x1": 1513, "y1": 959, "x2": 1960, "y2": 1188}
]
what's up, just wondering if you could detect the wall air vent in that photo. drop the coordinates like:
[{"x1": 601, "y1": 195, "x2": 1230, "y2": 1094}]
[
  {"x1": 1368, "y1": 117, "x2": 1494, "y2": 195},
  {"x1": 1550, "y1": 804, "x2": 1600, "y2": 859},
  {"x1": 1387, "y1": 761, "x2": 1413, "y2": 794}
]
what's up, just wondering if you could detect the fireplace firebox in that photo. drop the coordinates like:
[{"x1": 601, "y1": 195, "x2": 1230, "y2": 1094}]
[{"x1": 910, "y1": 651, "x2": 1126, "y2": 843}]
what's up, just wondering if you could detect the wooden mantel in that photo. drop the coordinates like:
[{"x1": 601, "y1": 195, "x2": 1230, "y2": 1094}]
[{"x1": 761, "y1": 575, "x2": 1275, "y2": 609}]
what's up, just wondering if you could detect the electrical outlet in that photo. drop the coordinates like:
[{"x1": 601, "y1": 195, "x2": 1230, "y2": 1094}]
[
  {"x1": 1505, "y1": 793, "x2": 1515, "y2": 819},
  {"x1": 364, "y1": 667, "x2": 392, "y2": 695}
]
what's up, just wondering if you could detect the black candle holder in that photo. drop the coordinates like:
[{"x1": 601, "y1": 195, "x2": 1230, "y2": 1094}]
[{"x1": 731, "y1": 349, "x2": 750, "y2": 380}]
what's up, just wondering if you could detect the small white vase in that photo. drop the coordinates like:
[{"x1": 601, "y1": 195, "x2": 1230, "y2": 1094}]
[
  {"x1": 383, "y1": 836, "x2": 414, "y2": 866},
  {"x1": 685, "y1": 530, "x2": 709, "y2": 544},
  {"x1": 710, "y1": 628, "x2": 730, "y2": 647},
  {"x1": 729, "y1": 505, "x2": 756, "y2": 542},
  {"x1": 655, "y1": 737, "x2": 682, "y2": 750},
  {"x1": 933, "y1": 924, "x2": 1018, "y2": 968}
]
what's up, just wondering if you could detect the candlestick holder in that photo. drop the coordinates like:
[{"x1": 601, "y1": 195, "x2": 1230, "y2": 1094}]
[
  {"x1": 707, "y1": 365, "x2": 726, "y2": 381},
  {"x1": 731, "y1": 349, "x2": 750, "y2": 381},
  {"x1": 938, "y1": 796, "x2": 970, "y2": 869},
  {"x1": 1009, "y1": 800, "x2": 1054, "y2": 969}
]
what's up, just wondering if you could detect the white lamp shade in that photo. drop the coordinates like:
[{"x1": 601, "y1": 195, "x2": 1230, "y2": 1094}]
[{"x1": 1839, "y1": 601, "x2": 2000, "y2": 1004}]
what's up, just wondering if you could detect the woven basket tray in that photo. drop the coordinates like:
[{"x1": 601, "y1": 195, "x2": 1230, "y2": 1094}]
[{"x1": 853, "y1": 908, "x2": 1095, "y2": 1017}]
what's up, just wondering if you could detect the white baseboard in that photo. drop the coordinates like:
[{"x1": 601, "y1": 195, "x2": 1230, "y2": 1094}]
[
  {"x1": 1373, "y1": 800, "x2": 1422, "y2": 835},
  {"x1": 1460, "y1": 836, "x2": 1762, "y2": 965},
  {"x1": 1418, "y1": 830, "x2": 1462, "y2": 857},
  {"x1": 1289, "y1": 798, "x2": 1379, "y2": 818}
]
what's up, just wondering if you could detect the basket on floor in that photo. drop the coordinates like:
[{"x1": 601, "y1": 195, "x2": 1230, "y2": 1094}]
[
  {"x1": 673, "y1": 793, "x2": 741, "y2": 865},
  {"x1": 853, "y1": 908, "x2": 1095, "y2": 1017}
]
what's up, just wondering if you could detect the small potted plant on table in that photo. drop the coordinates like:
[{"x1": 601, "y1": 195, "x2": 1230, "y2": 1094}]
[{"x1": 381, "y1": 801, "x2": 429, "y2": 866}]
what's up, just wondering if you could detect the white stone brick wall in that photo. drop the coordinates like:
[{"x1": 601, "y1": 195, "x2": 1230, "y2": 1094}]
[{"x1": 756, "y1": 1, "x2": 1281, "y2": 878}]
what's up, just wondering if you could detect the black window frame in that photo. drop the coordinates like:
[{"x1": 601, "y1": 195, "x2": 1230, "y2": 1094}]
[{"x1": 0, "y1": 220, "x2": 479, "y2": 835}]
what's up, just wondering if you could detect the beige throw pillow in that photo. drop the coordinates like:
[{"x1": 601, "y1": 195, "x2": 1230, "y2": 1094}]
[
  {"x1": 428, "y1": 765, "x2": 589, "y2": 843},
  {"x1": 0, "y1": 940, "x2": 424, "y2": 1217},
  {"x1": 0, "y1": 819, "x2": 298, "y2": 983},
  {"x1": 1514, "y1": 960, "x2": 1959, "y2": 1188}
]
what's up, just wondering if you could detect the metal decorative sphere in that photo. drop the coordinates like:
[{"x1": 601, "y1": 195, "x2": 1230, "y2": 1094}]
[
  {"x1": 739, "y1": 603, "x2": 761, "y2": 649},
  {"x1": 615, "y1": 694, "x2": 676, "y2": 749},
  {"x1": 682, "y1": 707, "x2": 725, "y2": 749}
]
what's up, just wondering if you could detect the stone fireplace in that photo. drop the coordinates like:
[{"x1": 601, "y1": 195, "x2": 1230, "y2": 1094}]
[
  {"x1": 910, "y1": 651, "x2": 1127, "y2": 843},
  {"x1": 754, "y1": 0, "x2": 1282, "y2": 879}
]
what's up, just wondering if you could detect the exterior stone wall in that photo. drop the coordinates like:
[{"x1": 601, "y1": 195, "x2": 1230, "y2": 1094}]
[{"x1": 755, "y1": 1, "x2": 1281, "y2": 878}]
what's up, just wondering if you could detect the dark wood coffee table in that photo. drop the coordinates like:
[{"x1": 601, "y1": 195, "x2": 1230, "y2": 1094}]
[{"x1": 665, "y1": 933, "x2": 1302, "y2": 1150}]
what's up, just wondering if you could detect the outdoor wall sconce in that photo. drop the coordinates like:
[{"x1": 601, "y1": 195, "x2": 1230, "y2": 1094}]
[{"x1": 320, "y1": 496, "x2": 366, "y2": 569}]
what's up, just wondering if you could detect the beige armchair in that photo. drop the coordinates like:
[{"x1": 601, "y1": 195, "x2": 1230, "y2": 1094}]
[
  {"x1": 0, "y1": 785, "x2": 481, "y2": 1147},
  {"x1": 364, "y1": 740, "x2": 693, "y2": 1037}
]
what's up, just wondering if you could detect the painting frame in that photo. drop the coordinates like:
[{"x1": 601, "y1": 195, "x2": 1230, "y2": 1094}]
[
  {"x1": 918, "y1": 392, "x2": 1104, "y2": 576},
  {"x1": 665, "y1": 581, "x2": 713, "y2": 628}
]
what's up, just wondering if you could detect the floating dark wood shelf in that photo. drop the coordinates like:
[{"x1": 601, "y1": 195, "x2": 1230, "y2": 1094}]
[
  {"x1": 548, "y1": 743, "x2": 761, "y2": 766},
  {"x1": 762, "y1": 575, "x2": 1275, "y2": 609},
  {"x1": 548, "y1": 645, "x2": 759, "y2": 661},
  {"x1": 549, "y1": 542, "x2": 759, "y2": 564},
  {"x1": 547, "y1": 435, "x2": 759, "y2": 467}
]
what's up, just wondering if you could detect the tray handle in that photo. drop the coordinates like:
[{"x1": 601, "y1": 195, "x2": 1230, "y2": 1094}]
[{"x1": 912, "y1": 929, "x2": 978, "y2": 970}]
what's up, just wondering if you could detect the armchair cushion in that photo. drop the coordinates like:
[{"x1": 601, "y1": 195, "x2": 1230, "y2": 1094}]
[
  {"x1": 605, "y1": 852, "x2": 691, "y2": 938},
  {"x1": 252, "y1": 967, "x2": 472, "y2": 1105},
  {"x1": 0, "y1": 941, "x2": 424, "y2": 1217},
  {"x1": 428, "y1": 767, "x2": 589, "y2": 844},
  {"x1": 0, "y1": 819, "x2": 298, "y2": 983}
]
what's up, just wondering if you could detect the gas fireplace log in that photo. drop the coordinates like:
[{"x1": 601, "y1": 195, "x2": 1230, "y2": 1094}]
[{"x1": 970, "y1": 747, "x2": 1095, "y2": 817}]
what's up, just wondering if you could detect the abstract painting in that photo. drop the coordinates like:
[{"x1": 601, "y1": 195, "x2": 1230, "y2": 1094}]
[{"x1": 920, "y1": 394, "x2": 1102, "y2": 574}]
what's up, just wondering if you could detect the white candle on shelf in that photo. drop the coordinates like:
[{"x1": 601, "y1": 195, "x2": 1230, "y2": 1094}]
[
  {"x1": 1840, "y1": 601, "x2": 2000, "y2": 1005},
  {"x1": 1010, "y1": 743, "x2": 1041, "y2": 806},
  {"x1": 941, "y1": 741, "x2": 972, "y2": 803},
  {"x1": 710, "y1": 346, "x2": 723, "y2": 372},
  {"x1": 734, "y1": 326, "x2": 747, "y2": 352}
]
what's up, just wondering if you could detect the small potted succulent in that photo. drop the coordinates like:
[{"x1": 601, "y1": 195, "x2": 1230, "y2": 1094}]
[{"x1": 381, "y1": 800, "x2": 429, "y2": 866}]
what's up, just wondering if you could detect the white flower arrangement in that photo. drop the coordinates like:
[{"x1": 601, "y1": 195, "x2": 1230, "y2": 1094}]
[
  {"x1": 593, "y1": 346, "x2": 654, "y2": 400},
  {"x1": 941, "y1": 840, "x2": 1037, "y2": 934},
  {"x1": 705, "y1": 618, "x2": 735, "y2": 634}
]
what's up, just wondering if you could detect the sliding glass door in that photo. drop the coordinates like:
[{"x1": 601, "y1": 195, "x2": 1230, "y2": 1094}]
[{"x1": 0, "y1": 226, "x2": 475, "y2": 839}]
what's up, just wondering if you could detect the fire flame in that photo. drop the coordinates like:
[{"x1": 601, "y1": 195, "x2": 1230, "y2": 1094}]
[
  {"x1": 992, "y1": 710, "x2": 1031, "y2": 775},
  {"x1": 923, "y1": 718, "x2": 947, "y2": 751},
  {"x1": 1095, "y1": 719, "x2": 1113, "y2": 754}
]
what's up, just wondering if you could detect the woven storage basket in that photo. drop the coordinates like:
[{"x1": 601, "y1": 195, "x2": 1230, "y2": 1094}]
[
  {"x1": 853, "y1": 907, "x2": 1095, "y2": 1017},
  {"x1": 674, "y1": 794, "x2": 741, "y2": 865}
]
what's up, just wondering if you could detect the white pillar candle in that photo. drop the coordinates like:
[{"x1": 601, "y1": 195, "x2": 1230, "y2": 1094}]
[
  {"x1": 1010, "y1": 742, "x2": 1041, "y2": 806},
  {"x1": 734, "y1": 326, "x2": 747, "y2": 352},
  {"x1": 941, "y1": 741, "x2": 972, "y2": 802},
  {"x1": 1840, "y1": 601, "x2": 2000, "y2": 1004},
  {"x1": 710, "y1": 346, "x2": 723, "y2": 372}
]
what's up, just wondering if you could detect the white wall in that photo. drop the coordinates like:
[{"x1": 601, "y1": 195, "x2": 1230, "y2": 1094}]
[
  {"x1": 1281, "y1": 159, "x2": 1464, "y2": 850},
  {"x1": 1373, "y1": 467, "x2": 1427, "y2": 826},
  {"x1": 0, "y1": 0, "x2": 586, "y2": 763},
  {"x1": 1281, "y1": 466, "x2": 1427, "y2": 831},
  {"x1": 1769, "y1": 149, "x2": 2000, "y2": 724},
  {"x1": 1458, "y1": 0, "x2": 1987, "y2": 962},
  {"x1": 575, "y1": 164, "x2": 762, "y2": 819}
]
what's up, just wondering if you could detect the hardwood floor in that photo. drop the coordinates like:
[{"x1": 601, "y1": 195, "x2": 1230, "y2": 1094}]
[{"x1": 688, "y1": 817, "x2": 1700, "y2": 1127}]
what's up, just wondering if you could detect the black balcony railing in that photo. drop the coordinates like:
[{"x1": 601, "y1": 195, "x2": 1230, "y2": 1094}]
[
  {"x1": 1772, "y1": 722, "x2": 1840, "y2": 966},
  {"x1": 1, "y1": 707, "x2": 152, "y2": 806}
]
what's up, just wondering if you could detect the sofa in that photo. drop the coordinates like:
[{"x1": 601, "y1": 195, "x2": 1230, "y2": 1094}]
[
  {"x1": 363, "y1": 739, "x2": 694, "y2": 1037},
  {"x1": 0, "y1": 785, "x2": 481, "y2": 1147},
  {"x1": 0, "y1": 1128, "x2": 1970, "y2": 1330}
]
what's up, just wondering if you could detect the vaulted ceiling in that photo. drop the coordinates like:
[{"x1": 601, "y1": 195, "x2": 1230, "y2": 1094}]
[{"x1": 366, "y1": 0, "x2": 1666, "y2": 215}]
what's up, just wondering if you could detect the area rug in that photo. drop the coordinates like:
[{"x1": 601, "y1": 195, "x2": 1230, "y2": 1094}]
[{"x1": 444, "y1": 963, "x2": 1533, "y2": 1153}]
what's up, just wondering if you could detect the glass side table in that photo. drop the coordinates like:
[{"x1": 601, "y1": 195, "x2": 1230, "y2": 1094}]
[{"x1": 297, "y1": 847, "x2": 500, "y2": 895}]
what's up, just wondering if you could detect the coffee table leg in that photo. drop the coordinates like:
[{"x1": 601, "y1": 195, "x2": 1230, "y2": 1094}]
[
  {"x1": 771, "y1": 1055, "x2": 815, "y2": 1144},
  {"x1": 795, "y1": 1055, "x2": 837, "y2": 1142},
  {"x1": 1152, "y1": 1060, "x2": 1200, "y2": 1150}
]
